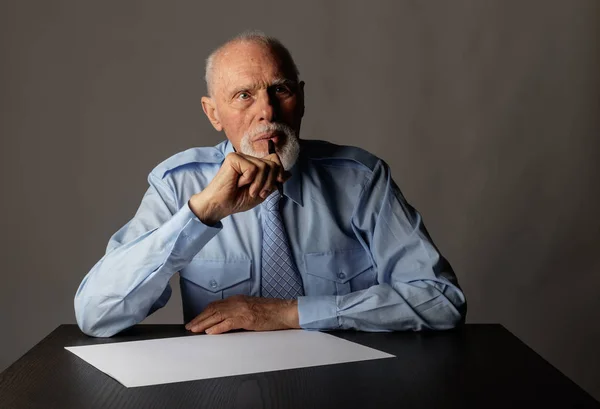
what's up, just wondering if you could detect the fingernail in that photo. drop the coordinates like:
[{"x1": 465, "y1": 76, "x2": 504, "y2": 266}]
[
  {"x1": 205, "y1": 328, "x2": 212, "y2": 334},
  {"x1": 260, "y1": 190, "x2": 268, "y2": 198}
]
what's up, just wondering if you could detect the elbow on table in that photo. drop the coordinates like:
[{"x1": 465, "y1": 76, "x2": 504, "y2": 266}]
[
  {"x1": 76, "y1": 320, "x2": 120, "y2": 338},
  {"x1": 74, "y1": 296, "x2": 133, "y2": 338},
  {"x1": 422, "y1": 293, "x2": 467, "y2": 331},
  {"x1": 75, "y1": 307, "x2": 121, "y2": 338}
]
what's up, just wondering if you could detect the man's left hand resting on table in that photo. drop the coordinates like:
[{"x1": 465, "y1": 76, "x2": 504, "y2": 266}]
[{"x1": 185, "y1": 295, "x2": 300, "y2": 334}]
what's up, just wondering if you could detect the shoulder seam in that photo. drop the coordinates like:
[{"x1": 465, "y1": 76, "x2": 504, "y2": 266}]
[
  {"x1": 301, "y1": 140, "x2": 380, "y2": 172},
  {"x1": 151, "y1": 147, "x2": 224, "y2": 179},
  {"x1": 312, "y1": 159, "x2": 375, "y2": 173}
]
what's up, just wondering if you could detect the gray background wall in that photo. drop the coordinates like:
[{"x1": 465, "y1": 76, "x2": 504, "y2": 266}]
[{"x1": 1, "y1": 0, "x2": 599, "y2": 400}]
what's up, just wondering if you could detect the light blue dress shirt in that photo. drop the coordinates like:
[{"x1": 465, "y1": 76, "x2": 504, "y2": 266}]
[{"x1": 75, "y1": 139, "x2": 466, "y2": 337}]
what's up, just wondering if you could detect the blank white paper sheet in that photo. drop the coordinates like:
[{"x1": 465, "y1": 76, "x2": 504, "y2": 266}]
[{"x1": 65, "y1": 330, "x2": 394, "y2": 387}]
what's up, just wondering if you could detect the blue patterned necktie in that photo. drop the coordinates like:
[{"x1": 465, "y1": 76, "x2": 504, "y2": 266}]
[{"x1": 261, "y1": 191, "x2": 305, "y2": 299}]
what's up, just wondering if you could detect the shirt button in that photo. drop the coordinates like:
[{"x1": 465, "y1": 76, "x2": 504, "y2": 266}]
[
  {"x1": 337, "y1": 272, "x2": 346, "y2": 280},
  {"x1": 209, "y1": 280, "x2": 218, "y2": 289}
]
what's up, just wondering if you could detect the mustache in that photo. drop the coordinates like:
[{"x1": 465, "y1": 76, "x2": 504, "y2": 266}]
[{"x1": 245, "y1": 123, "x2": 295, "y2": 140}]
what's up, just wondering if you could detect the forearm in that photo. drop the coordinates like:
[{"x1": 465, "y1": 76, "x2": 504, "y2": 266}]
[
  {"x1": 317, "y1": 159, "x2": 467, "y2": 332},
  {"x1": 74, "y1": 204, "x2": 221, "y2": 337},
  {"x1": 298, "y1": 280, "x2": 466, "y2": 332}
]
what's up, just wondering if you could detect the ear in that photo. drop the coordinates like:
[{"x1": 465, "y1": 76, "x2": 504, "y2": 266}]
[
  {"x1": 201, "y1": 96, "x2": 223, "y2": 131},
  {"x1": 298, "y1": 81, "x2": 306, "y2": 118}
]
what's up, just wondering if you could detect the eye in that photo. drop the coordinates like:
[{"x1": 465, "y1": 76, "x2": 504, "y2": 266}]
[
  {"x1": 237, "y1": 92, "x2": 251, "y2": 100},
  {"x1": 275, "y1": 85, "x2": 291, "y2": 94}
]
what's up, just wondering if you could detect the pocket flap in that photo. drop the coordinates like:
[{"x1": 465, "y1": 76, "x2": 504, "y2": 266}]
[
  {"x1": 181, "y1": 258, "x2": 252, "y2": 293},
  {"x1": 304, "y1": 248, "x2": 372, "y2": 284}
]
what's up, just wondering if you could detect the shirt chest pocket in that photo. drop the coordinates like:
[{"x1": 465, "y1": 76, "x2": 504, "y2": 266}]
[
  {"x1": 179, "y1": 258, "x2": 253, "y2": 321},
  {"x1": 303, "y1": 248, "x2": 376, "y2": 296}
]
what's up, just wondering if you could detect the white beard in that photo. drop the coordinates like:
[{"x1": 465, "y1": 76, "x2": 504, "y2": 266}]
[{"x1": 239, "y1": 123, "x2": 300, "y2": 170}]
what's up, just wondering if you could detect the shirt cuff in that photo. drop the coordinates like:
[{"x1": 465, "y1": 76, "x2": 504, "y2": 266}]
[
  {"x1": 166, "y1": 203, "x2": 223, "y2": 261},
  {"x1": 297, "y1": 295, "x2": 340, "y2": 330}
]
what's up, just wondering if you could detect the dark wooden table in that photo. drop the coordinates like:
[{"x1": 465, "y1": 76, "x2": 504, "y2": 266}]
[{"x1": 0, "y1": 324, "x2": 598, "y2": 409}]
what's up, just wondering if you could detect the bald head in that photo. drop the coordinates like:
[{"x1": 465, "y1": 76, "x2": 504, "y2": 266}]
[
  {"x1": 200, "y1": 31, "x2": 305, "y2": 169},
  {"x1": 205, "y1": 31, "x2": 300, "y2": 97}
]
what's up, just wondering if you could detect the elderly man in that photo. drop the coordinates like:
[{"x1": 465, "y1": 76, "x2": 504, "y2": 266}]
[{"x1": 75, "y1": 32, "x2": 466, "y2": 337}]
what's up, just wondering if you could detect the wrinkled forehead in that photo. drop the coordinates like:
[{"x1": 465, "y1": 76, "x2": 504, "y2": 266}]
[{"x1": 213, "y1": 42, "x2": 295, "y2": 95}]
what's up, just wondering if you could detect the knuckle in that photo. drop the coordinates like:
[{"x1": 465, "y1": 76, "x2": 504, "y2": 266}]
[
  {"x1": 247, "y1": 314, "x2": 257, "y2": 325},
  {"x1": 246, "y1": 167, "x2": 258, "y2": 178},
  {"x1": 218, "y1": 320, "x2": 231, "y2": 332}
]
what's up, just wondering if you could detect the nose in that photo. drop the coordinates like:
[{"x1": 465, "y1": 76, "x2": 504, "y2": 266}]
[{"x1": 256, "y1": 90, "x2": 279, "y2": 123}]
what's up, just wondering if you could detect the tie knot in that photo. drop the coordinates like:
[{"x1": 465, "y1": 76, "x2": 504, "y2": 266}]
[{"x1": 262, "y1": 191, "x2": 281, "y2": 212}]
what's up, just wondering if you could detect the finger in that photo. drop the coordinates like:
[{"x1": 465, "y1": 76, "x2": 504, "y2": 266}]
[
  {"x1": 206, "y1": 318, "x2": 238, "y2": 335},
  {"x1": 188, "y1": 311, "x2": 225, "y2": 333},
  {"x1": 259, "y1": 159, "x2": 281, "y2": 198},
  {"x1": 185, "y1": 308, "x2": 213, "y2": 330},
  {"x1": 226, "y1": 153, "x2": 258, "y2": 188},
  {"x1": 263, "y1": 153, "x2": 286, "y2": 184},
  {"x1": 264, "y1": 151, "x2": 282, "y2": 167},
  {"x1": 185, "y1": 303, "x2": 223, "y2": 331},
  {"x1": 243, "y1": 156, "x2": 270, "y2": 198},
  {"x1": 185, "y1": 309, "x2": 216, "y2": 332}
]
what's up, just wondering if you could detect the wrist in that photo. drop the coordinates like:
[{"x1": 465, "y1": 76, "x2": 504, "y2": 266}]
[
  {"x1": 282, "y1": 299, "x2": 300, "y2": 329},
  {"x1": 188, "y1": 192, "x2": 223, "y2": 226}
]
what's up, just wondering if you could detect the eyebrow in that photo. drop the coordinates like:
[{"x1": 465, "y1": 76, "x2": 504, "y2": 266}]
[
  {"x1": 229, "y1": 78, "x2": 297, "y2": 97},
  {"x1": 271, "y1": 78, "x2": 297, "y2": 87}
]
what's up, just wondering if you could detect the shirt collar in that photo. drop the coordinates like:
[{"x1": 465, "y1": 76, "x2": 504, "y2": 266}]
[
  {"x1": 222, "y1": 140, "x2": 303, "y2": 207},
  {"x1": 284, "y1": 159, "x2": 303, "y2": 206}
]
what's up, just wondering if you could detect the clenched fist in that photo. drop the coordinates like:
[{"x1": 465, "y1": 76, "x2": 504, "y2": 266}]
[{"x1": 188, "y1": 150, "x2": 291, "y2": 225}]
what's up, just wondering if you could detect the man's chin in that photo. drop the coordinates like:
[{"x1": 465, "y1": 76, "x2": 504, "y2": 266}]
[{"x1": 240, "y1": 132, "x2": 299, "y2": 170}]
